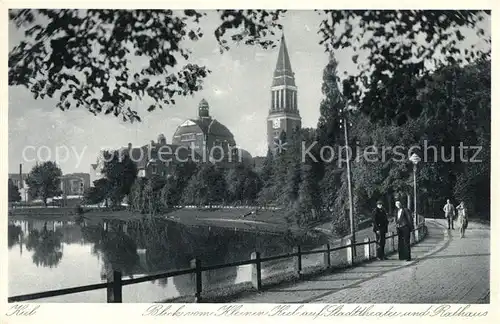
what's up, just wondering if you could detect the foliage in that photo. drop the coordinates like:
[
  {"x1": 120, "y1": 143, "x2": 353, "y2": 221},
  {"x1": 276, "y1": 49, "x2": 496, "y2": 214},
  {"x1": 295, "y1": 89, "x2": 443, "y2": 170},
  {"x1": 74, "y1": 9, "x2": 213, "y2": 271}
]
[
  {"x1": 83, "y1": 178, "x2": 109, "y2": 205},
  {"x1": 101, "y1": 150, "x2": 138, "y2": 207},
  {"x1": 317, "y1": 54, "x2": 345, "y2": 147},
  {"x1": 182, "y1": 163, "x2": 227, "y2": 206},
  {"x1": 8, "y1": 179, "x2": 22, "y2": 202},
  {"x1": 25, "y1": 161, "x2": 63, "y2": 206},
  {"x1": 10, "y1": 10, "x2": 489, "y2": 122},
  {"x1": 9, "y1": 9, "x2": 285, "y2": 121},
  {"x1": 320, "y1": 10, "x2": 490, "y2": 114},
  {"x1": 225, "y1": 163, "x2": 261, "y2": 204}
]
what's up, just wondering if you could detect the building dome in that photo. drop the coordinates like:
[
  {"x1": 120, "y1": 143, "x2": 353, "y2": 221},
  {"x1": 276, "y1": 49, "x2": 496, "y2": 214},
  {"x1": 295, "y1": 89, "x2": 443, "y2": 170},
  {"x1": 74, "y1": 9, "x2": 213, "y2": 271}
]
[{"x1": 172, "y1": 118, "x2": 235, "y2": 143}]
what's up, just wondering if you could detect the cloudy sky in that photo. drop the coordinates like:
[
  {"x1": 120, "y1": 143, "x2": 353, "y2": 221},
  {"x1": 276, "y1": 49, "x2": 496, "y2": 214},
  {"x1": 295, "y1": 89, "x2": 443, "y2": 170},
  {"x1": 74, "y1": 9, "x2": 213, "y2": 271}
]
[{"x1": 8, "y1": 10, "x2": 490, "y2": 174}]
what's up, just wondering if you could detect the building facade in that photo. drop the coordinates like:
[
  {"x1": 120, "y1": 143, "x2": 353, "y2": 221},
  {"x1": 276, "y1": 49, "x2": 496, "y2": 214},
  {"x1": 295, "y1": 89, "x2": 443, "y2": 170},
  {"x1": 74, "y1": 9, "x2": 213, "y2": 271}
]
[
  {"x1": 8, "y1": 173, "x2": 31, "y2": 202},
  {"x1": 59, "y1": 173, "x2": 90, "y2": 197},
  {"x1": 267, "y1": 34, "x2": 302, "y2": 151}
]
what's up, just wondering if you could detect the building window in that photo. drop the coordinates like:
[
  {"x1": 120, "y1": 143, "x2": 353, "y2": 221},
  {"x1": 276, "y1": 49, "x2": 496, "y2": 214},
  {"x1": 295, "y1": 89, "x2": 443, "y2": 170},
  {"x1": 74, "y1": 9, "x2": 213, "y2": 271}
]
[{"x1": 181, "y1": 134, "x2": 196, "y2": 141}]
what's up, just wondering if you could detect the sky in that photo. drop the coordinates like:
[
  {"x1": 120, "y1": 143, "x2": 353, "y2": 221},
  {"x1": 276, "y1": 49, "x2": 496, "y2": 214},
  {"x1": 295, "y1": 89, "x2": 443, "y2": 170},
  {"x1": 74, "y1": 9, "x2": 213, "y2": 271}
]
[{"x1": 8, "y1": 10, "x2": 491, "y2": 175}]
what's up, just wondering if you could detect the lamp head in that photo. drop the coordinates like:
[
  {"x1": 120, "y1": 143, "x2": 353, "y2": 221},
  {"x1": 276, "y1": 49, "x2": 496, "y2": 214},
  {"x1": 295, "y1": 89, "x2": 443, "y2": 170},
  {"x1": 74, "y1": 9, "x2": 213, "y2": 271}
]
[{"x1": 409, "y1": 153, "x2": 421, "y2": 165}]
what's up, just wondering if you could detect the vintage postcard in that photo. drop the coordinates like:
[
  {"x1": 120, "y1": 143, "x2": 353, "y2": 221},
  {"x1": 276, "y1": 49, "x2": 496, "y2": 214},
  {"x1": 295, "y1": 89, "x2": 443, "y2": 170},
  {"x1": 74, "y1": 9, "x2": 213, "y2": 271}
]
[{"x1": 1, "y1": 0, "x2": 496, "y2": 323}]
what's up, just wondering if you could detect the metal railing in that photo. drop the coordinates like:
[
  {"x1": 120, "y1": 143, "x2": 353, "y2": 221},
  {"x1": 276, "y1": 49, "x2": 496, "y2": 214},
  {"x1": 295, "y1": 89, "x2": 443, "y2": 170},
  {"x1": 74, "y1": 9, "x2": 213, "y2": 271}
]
[{"x1": 8, "y1": 222, "x2": 427, "y2": 303}]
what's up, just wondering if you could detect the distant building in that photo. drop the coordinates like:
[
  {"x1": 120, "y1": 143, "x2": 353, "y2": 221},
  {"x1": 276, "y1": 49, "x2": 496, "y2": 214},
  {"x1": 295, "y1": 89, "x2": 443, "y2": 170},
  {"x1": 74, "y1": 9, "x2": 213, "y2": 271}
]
[
  {"x1": 8, "y1": 173, "x2": 31, "y2": 202},
  {"x1": 119, "y1": 136, "x2": 200, "y2": 179},
  {"x1": 60, "y1": 173, "x2": 90, "y2": 196}
]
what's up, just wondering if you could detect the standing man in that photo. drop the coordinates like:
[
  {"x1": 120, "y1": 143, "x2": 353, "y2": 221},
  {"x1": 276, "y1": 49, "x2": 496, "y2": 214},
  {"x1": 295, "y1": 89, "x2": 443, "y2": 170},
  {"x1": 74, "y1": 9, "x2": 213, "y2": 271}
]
[
  {"x1": 443, "y1": 199, "x2": 455, "y2": 230},
  {"x1": 395, "y1": 200, "x2": 414, "y2": 261},
  {"x1": 372, "y1": 200, "x2": 389, "y2": 260}
]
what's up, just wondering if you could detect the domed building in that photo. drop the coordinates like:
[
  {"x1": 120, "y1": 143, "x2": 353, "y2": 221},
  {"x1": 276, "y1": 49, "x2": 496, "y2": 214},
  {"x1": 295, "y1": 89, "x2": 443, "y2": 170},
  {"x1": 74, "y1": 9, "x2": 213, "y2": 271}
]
[{"x1": 173, "y1": 99, "x2": 247, "y2": 164}]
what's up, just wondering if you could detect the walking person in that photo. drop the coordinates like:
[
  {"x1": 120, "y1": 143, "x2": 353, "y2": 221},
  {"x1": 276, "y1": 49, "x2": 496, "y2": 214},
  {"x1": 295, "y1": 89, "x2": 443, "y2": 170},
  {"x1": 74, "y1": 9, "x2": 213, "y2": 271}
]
[
  {"x1": 395, "y1": 200, "x2": 414, "y2": 261},
  {"x1": 456, "y1": 201, "x2": 468, "y2": 238},
  {"x1": 443, "y1": 199, "x2": 456, "y2": 230},
  {"x1": 372, "y1": 200, "x2": 389, "y2": 260}
]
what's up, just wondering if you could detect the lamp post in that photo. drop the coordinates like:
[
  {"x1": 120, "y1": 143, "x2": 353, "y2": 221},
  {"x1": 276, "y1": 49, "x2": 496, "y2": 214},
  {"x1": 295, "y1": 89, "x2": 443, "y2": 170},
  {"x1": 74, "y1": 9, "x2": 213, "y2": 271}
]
[
  {"x1": 409, "y1": 153, "x2": 421, "y2": 228},
  {"x1": 343, "y1": 110, "x2": 356, "y2": 257}
]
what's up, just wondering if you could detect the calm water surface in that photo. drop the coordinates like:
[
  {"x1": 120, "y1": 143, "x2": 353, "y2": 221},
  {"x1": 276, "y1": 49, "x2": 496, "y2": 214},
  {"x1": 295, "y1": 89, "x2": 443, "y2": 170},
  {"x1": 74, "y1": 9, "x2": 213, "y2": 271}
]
[{"x1": 8, "y1": 215, "x2": 327, "y2": 302}]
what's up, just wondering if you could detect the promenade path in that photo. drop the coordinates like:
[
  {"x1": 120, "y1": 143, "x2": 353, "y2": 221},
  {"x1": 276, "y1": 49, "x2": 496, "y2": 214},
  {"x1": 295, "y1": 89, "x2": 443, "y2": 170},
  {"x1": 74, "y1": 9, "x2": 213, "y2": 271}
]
[{"x1": 232, "y1": 219, "x2": 490, "y2": 303}]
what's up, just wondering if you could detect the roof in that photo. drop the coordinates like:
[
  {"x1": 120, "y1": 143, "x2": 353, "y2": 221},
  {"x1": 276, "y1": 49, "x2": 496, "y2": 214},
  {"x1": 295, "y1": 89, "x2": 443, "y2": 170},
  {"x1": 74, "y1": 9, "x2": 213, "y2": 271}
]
[
  {"x1": 173, "y1": 118, "x2": 235, "y2": 140},
  {"x1": 119, "y1": 143, "x2": 200, "y2": 169},
  {"x1": 272, "y1": 34, "x2": 296, "y2": 87}
]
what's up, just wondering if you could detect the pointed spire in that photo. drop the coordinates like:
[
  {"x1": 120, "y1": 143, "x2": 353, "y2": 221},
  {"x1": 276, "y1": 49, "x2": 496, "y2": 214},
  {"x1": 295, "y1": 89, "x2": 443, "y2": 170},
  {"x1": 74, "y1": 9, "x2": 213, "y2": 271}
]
[{"x1": 272, "y1": 32, "x2": 295, "y2": 87}]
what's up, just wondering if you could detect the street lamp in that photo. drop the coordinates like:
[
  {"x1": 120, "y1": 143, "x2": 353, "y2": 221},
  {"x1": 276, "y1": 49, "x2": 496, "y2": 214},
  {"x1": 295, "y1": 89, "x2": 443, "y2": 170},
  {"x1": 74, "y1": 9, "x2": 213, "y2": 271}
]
[{"x1": 409, "y1": 153, "x2": 421, "y2": 228}]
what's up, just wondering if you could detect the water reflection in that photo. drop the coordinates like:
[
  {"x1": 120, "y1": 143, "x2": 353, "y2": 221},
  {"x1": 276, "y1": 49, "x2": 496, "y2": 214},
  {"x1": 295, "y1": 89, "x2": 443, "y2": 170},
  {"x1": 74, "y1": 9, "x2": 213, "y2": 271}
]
[
  {"x1": 8, "y1": 224, "x2": 22, "y2": 249},
  {"x1": 25, "y1": 224, "x2": 64, "y2": 268},
  {"x1": 9, "y1": 216, "x2": 327, "y2": 301}
]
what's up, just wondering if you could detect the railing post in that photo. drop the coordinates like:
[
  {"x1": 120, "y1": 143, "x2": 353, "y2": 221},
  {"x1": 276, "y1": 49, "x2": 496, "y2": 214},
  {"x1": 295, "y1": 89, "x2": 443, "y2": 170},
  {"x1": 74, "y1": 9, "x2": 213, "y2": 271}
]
[
  {"x1": 113, "y1": 270, "x2": 122, "y2": 303},
  {"x1": 390, "y1": 232, "x2": 395, "y2": 252},
  {"x1": 345, "y1": 239, "x2": 353, "y2": 265},
  {"x1": 415, "y1": 228, "x2": 419, "y2": 242},
  {"x1": 190, "y1": 258, "x2": 202, "y2": 303},
  {"x1": 107, "y1": 270, "x2": 122, "y2": 303},
  {"x1": 363, "y1": 238, "x2": 370, "y2": 260},
  {"x1": 323, "y1": 244, "x2": 331, "y2": 268},
  {"x1": 294, "y1": 246, "x2": 302, "y2": 279},
  {"x1": 251, "y1": 251, "x2": 262, "y2": 291}
]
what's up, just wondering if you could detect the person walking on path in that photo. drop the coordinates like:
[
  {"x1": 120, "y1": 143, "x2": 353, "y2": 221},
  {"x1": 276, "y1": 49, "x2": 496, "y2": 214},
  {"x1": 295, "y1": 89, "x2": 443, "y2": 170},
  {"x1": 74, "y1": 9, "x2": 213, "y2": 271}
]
[
  {"x1": 395, "y1": 200, "x2": 413, "y2": 261},
  {"x1": 443, "y1": 199, "x2": 456, "y2": 230},
  {"x1": 456, "y1": 201, "x2": 468, "y2": 238},
  {"x1": 372, "y1": 200, "x2": 389, "y2": 260}
]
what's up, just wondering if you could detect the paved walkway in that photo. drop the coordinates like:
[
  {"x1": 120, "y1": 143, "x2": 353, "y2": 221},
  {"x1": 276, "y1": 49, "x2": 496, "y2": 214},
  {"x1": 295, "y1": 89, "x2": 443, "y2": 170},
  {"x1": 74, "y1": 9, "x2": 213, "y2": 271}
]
[{"x1": 233, "y1": 219, "x2": 490, "y2": 303}]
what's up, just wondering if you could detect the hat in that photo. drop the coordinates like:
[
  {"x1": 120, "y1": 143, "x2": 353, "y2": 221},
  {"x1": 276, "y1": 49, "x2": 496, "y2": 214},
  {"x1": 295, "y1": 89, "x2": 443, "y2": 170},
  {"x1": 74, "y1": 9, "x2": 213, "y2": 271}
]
[{"x1": 376, "y1": 200, "x2": 383, "y2": 205}]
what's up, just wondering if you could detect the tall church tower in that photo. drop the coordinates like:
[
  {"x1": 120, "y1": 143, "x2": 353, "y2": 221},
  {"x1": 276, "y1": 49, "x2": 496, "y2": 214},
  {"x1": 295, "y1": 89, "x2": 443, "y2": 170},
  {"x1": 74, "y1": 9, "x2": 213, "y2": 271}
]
[{"x1": 267, "y1": 33, "x2": 302, "y2": 150}]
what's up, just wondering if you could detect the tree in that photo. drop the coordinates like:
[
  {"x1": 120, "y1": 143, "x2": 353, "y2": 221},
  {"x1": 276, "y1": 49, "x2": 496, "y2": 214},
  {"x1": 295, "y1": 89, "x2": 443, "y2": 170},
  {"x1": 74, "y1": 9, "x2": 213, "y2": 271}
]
[
  {"x1": 83, "y1": 178, "x2": 109, "y2": 205},
  {"x1": 8, "y1": 179, "x2": 21, "y2": 203},
  {"x1": 317, "y1": 54, "x2": 344, "y2": 147},
  {"x1": 182, "y1": 163, "x2": 227, "y2": 206},
  {"x1": 225, "y1": 163, "x2": 261, "y2": 204},
  {"x1": 321, "y1": 11, "x2": 490, "y2": 115},
  {"x1": 101, "y1": 150, "x2": 138, "y2": 207},
  {"x1": 9, "y1": 9, "x2": 284, "y2": 121},
  {"x1": 25, "y1": 161, "x2": 63, "y2": 206},
  {"x1": 10, "y1": 10, "x2": 488, "y2": 122}
]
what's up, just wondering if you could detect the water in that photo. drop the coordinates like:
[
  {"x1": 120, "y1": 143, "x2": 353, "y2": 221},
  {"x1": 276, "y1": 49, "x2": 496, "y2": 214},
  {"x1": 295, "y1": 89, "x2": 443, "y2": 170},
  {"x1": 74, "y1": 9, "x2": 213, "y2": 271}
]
[{"x1": 8, "y1": 216, "x2": 328, "y2": 303}]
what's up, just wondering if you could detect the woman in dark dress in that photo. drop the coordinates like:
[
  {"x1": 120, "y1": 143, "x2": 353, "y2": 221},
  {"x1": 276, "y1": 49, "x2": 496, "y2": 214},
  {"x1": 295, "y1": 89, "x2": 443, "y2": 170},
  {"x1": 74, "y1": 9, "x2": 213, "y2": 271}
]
[{"x1": 395, "y1": 200, "x2": 414, "y2": 261}]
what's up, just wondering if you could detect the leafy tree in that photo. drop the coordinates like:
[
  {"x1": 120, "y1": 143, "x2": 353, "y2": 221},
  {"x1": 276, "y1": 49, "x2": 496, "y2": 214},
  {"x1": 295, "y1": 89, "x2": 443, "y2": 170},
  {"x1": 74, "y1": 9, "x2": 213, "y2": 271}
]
[
  {"x1": 142, "y1": 175, "x2": 166, "y2": 214},
  {"x1": 225, "y1": 163, "x2": 260, "y2": 204},
  {"x1": 83, "y1": 178, "x2": 109, "y2": 205},
  {"x1": 317, "y1": 54, "x2": 345, "y2": 147},
  {"x1": 183, "y1": 163, "x2": 227, "y2": 206},
  {"x1": 321, "y1": 11, "x2": 490, "y2": 116},
  {"x1": 101, "y1": 150, "x2": 138, "y2": 207},
  {"x1": 9, "y1": 10, "x2": 489, "y2": 122},
  {"x1": 8, "y1": 179, "x2": 21, "y2": 203},
  {"x1": 25, "y1": 161, "x2": 63, "y2": 206},
  {"x1": 9, "y1": 9, "x2": 284, "y2": 121},
  {"x1": 128, "y1": 178, "x2": 146, "y2": 212}
]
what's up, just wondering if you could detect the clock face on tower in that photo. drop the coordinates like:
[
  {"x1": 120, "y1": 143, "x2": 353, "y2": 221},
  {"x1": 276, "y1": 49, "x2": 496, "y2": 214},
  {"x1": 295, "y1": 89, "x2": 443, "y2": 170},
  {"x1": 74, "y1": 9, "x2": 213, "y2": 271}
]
[{"x1": 273, "y1": 118, "x2": 281, "y2": 129}]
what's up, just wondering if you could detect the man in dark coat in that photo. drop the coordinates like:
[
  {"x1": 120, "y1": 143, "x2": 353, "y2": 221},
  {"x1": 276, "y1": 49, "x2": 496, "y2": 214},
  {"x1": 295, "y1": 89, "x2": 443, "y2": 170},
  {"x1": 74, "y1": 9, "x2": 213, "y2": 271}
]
[
  {"x1": 372, "y1": 200, "x2": 389, "y2": 260},
  {"x1": 395, "y1": 200, "x2": 414, "y2": 261}
]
